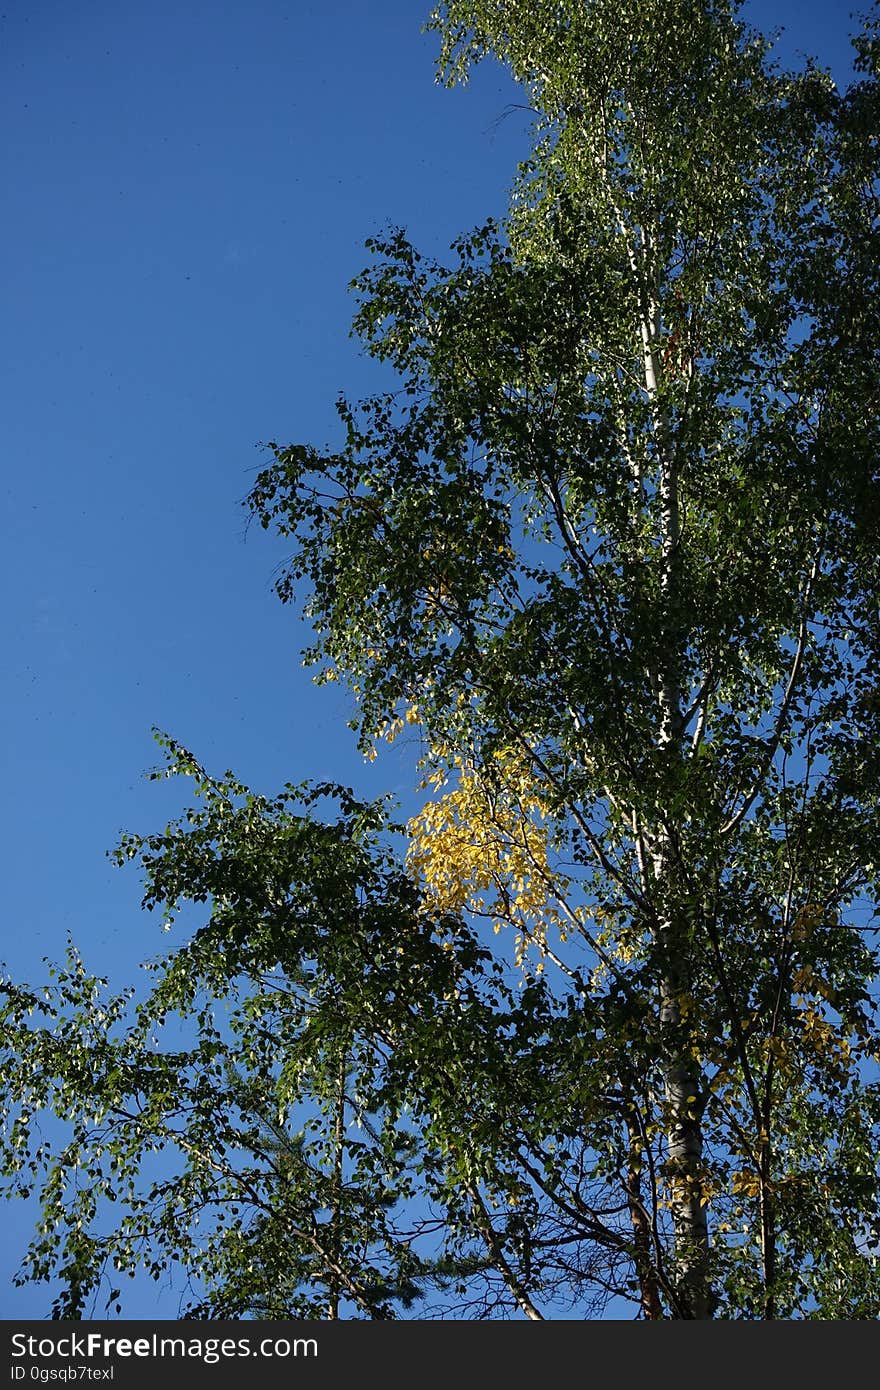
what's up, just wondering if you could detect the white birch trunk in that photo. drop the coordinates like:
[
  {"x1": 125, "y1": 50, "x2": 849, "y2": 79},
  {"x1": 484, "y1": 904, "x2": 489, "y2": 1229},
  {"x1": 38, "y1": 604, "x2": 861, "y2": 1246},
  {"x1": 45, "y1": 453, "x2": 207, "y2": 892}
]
[{"x1": 639, "y1": 259, "x2": 712, "y2": 1318}]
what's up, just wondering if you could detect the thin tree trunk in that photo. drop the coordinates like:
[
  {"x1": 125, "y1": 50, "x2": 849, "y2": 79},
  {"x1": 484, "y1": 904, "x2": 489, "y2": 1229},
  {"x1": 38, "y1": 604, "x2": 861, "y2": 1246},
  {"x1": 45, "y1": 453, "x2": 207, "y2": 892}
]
[
  {"x1": 646, "y1": 274, "x2": 712, "y2": 1318},
  {"x1": 625, "y1": 1117, "x2": 663, "y2": 1319},
  {"x1": 759, "y1": 1138, "x2": 776, "y2": 1318},
  {"x1": 327, "y1": 1047, "x2": 347, "y2": 1320},
  {"x1": 657, "y1": 938, "x2": 711, "y2": 1317}
]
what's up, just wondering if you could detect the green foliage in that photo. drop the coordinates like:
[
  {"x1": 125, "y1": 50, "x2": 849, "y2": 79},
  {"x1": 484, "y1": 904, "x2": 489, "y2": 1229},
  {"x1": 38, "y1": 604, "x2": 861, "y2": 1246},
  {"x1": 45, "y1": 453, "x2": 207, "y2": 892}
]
[
  {"x1": 3, "y1": 1, "x2": 880, "y2": 1319},
  {"x1": 246, "y1": 0, "x2": 880, "y2": 1316},
  {"x1": 0, "y1": 738, "x2": 495, "y2": 1318},
  {"x1": 1, "y1": 736, "x2": 668, "y2": 1320}
]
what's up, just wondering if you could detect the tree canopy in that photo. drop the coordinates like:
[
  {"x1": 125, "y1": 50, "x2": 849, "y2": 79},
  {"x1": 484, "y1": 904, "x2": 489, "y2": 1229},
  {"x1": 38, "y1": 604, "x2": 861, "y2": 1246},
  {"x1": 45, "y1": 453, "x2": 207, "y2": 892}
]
[{"x1": 3, "y1": 0, "x2": 880, "y2": 1319}]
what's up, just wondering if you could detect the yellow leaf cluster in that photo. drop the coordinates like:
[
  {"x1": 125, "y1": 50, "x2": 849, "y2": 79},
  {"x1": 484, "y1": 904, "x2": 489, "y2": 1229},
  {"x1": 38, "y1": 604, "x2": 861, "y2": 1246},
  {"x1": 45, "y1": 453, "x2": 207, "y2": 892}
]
[
  {"x1": 791, "y1": 902, "x2": 824, "y2": 941},
  {"x1": 796, "y1": 1003, "x2": 852, "y2": 1076},
  {"x1": 407, "y1": 749, "x2": 567, "y2": 962},
  {"x1": 731, "y1": 1170, "x2": 761, "y2": 1199}
]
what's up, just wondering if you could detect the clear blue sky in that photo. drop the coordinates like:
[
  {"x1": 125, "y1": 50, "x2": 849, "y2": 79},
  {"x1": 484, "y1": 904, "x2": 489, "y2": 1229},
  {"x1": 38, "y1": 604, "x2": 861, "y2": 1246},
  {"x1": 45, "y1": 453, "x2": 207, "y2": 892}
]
[{"x1": 0, "y1": 0, "x2": 864, "y2": 1319}]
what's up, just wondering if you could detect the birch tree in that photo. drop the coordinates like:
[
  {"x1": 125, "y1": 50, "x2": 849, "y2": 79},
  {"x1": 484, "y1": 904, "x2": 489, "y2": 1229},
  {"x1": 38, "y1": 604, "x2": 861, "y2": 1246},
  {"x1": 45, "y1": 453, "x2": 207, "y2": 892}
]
[
  {"x1": 247, "y1": 0, "x2": 880, "y2": 1316},
  {"x1": 2, "y1": 0, "x2": 880, "y2": 1320}
]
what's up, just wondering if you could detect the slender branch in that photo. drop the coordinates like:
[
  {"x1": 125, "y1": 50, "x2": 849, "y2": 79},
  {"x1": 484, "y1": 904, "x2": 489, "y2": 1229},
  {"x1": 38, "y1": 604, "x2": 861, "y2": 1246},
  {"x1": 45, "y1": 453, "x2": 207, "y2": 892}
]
[
  {"x1": 466, "y1": 1185, "x2": 545, "y2": 1320},
  {"x1": 721, "y1": 553, "x2": 820, "y2": 837}
]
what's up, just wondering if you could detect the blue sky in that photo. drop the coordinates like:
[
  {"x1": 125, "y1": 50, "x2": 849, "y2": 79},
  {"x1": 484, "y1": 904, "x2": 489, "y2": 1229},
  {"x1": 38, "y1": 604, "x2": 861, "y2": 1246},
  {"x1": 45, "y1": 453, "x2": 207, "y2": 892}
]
[{"x1": 0, "y1": 0, "x2": 866, "y2": 1319}]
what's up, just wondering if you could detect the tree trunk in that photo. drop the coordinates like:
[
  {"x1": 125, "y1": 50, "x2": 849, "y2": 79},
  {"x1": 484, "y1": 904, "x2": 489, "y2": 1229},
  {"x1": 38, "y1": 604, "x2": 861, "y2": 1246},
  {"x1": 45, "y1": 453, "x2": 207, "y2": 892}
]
[
  {"x1": 658, "y1": 937, "x2": 711, "y2": 1317},
  {"x1": 649, "y1": 286, "x2": 712, "y2": 1316},
  {"x1": 625, "y1": 1117, "x2": 664, "y2": 1319}
]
